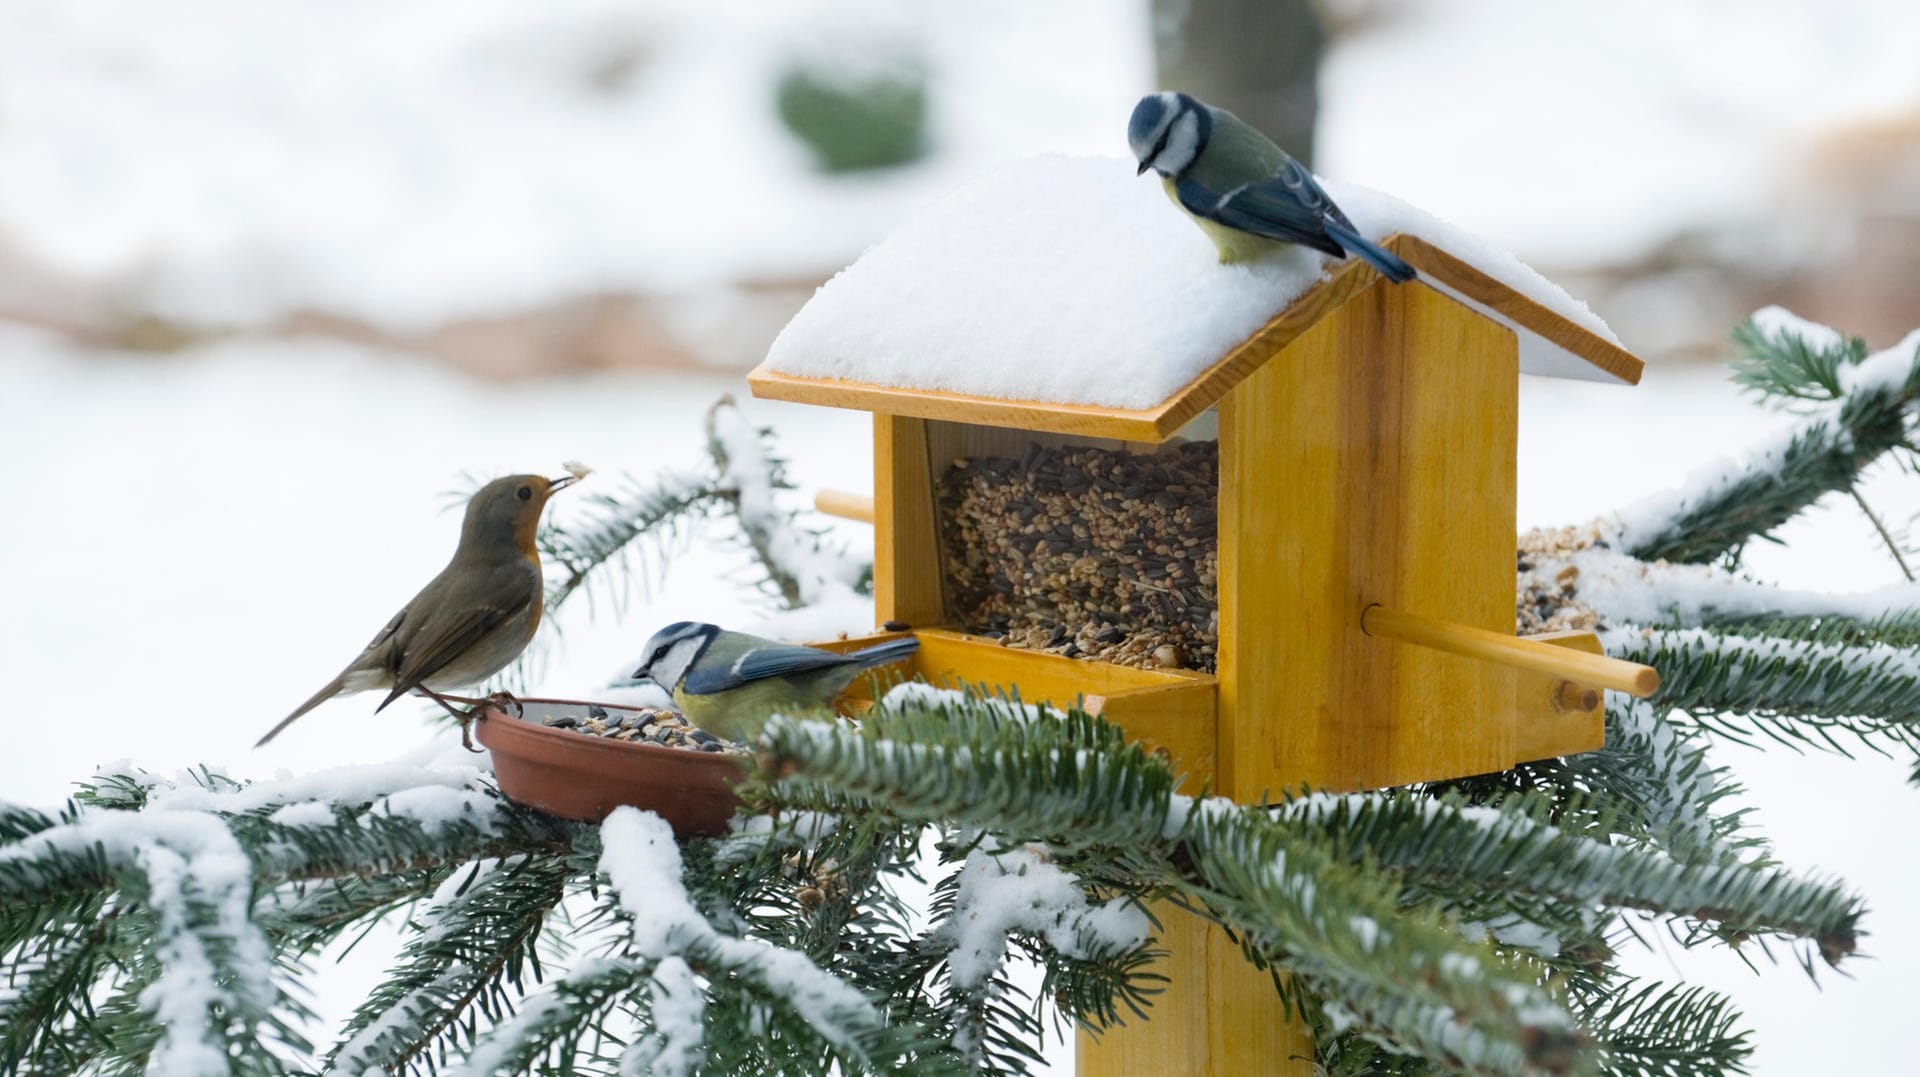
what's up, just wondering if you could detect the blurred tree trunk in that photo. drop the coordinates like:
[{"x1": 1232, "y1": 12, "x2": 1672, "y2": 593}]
[{"x1": 1151, "y1": 0, "x2": 1325, "y2": 165}]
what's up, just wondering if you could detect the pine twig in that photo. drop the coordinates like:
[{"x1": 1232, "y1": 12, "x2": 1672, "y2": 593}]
[{"x1": 1848, "y1": 487, "x2": 1915, "y2": 581}]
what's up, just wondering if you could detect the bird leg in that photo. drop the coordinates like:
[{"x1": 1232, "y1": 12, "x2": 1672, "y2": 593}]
[{"x1": 413, "y1": 686, "x2": 504, "y2": 752}]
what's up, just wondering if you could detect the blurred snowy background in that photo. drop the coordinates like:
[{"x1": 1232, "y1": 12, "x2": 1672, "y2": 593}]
[{"x1": 3, "y1": 0, "x2": 1919, "y2": 1072}]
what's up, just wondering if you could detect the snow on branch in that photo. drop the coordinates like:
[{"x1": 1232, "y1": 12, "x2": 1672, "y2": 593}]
[
  {"x1": 705, "y1": 395, "x2": 870, "y2": 611},
  {"x1": 440, "y1": 957, "x2": 640, "y2": 1077},
  {"x1": 0, "y1": 808, "x2": 287, "y2": 1076},
  {"x1": 0, "y1": 760, "x2": 587, "y2": 1077},
  {"x1": 763, "y1": 700, "x2": 1584, "y2": 1072},
  {"x1": 1276, "y1": 791, "x2": 1861, "y2": 965},
  {"x1": 933, "y1": 842, "x2": 1149, "y2": 1062},
  {"x1": 941, "y1": 844, "x2": 1149, "y2": 990},
  {"x1": 598, "y1": 808, "x2": 890, "y2": 1070},
  {"x1": 538, "y1": 465, "x2": 728, "y2": 617},
  {"x1": 324, "y1": 854, "x2": 573, "y2": 1075},
  {"x1": 1534, "y1": 541, "x2": 1920, "y2": 629},
  {"x1": 1608, "y1": 311, "x2": 1920, "y2": 565},
  {"x1": 1606, "y1": 625, "x2": 1920, "y2": 755}
]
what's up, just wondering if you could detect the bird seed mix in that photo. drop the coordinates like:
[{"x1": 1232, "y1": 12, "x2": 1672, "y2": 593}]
[
  {"x1": 538, "y1": 705, "x2": 749, "y2": 753},
  {"x1": 937, "y1": 439, "x2": 1219, "y2": 673}
]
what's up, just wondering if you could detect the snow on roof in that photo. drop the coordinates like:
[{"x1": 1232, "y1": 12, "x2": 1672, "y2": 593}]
[{"x1": 764, "y1": 154, "x2": 1628, "y2": 411}]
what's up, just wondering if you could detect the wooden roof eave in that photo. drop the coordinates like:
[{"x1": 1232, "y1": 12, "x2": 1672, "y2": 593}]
[{"x1": 747, "y1": 234, "x2": 1643, "y2": 443}]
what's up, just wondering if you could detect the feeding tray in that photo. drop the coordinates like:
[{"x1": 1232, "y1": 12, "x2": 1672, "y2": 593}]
[{"x1": 475, "y1": 697, "x2": 747, "y2": 833}]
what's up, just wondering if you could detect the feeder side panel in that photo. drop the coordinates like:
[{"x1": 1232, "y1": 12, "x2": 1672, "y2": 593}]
[
  {"x1": 873, "y1": 414, "x2": 946, "y2": 625},
  {"x1": 1512, "y1": 630, "x2": 1608, "y2": 760},
  {"x1": 1217, "y1": 281, "x2": 1519, "y2": 795}
]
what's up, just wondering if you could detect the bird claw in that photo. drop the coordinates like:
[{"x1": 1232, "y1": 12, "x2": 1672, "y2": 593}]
[{"x1": 456, "y1": 692, "x2": 521, "y2": 753}]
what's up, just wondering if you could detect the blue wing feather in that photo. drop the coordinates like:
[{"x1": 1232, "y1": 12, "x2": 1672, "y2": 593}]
[
  {"x1": 1179, "y1": 165, "x2": 1415, "y2": 282},
  {"x1": 1177, "y1": 171, "x2": 1345, "y2": 258},
  {"x1": 681, "y1": 637, "x2": 918, "y2": 695}
]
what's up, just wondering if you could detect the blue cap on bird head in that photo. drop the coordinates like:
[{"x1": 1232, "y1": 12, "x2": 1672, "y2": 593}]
[
  {"x1": 633, "y1": 620, "x2": 718, "y2": 687},
  {"x1": 1128, "y1": 91, "x2": 1208, "y2": 176}
]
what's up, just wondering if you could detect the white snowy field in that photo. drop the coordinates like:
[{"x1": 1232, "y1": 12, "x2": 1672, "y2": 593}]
[
  {"x1": 2, "y1": 0, "x2": 1919, "y2": 332},
  {"x1": 1, "y1": 329, "x2": 1916, "y2": 1074}
]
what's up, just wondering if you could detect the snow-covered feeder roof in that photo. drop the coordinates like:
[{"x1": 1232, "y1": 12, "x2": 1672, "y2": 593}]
[{"x1": 750, "y1": 154, "x2": 1641, "y2": 442}]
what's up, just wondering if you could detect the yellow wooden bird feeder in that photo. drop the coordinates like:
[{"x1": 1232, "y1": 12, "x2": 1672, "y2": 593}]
[{"x1": 747, "y1": 164, "x2": 1655, "y2": 1074}]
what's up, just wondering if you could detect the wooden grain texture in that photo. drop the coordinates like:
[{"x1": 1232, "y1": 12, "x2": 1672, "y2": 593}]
[
  {"x1": 1076, "y1": 906, "x2": 1221, "y2": 1077},
  {"x1": 1513, "y1": 630, "x2": 1608, "y2": 762},
  {"x1": 1364, "y1": 605, "x2": 1660, "y2": 697},
  {"x1": 872, "y1": 415, "x2": 946, "y2": 625},
  {"x1": 1392, "y1": 235, "x2": 1643, "y2": 386},
  {"x1": 750, "y1": 365, "x2": 1177, "y2": 442},
  {"x1": 821, "y1": 628, "x2": 1219, "y2": 794},
  {"x1": 746, "y1": 233, "x2": 1641, "y2": 441},
  {"x1": 1217, "y1": 279, "x2": 1520, "y2": 796},
  {"x1": 1086, "y1": 681, "x2": 1218, "y2": 795}
]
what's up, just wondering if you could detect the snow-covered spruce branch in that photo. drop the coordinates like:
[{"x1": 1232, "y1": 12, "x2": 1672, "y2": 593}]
[
  {"x1": 325, "y1": 854, "x2": 575, "y2": 1075},
  {"x1": 1609, "y1": 625, "x2": 1920, "y2": 756},
  {"x1": 1276, "y1": 792, "x2": 1861, "y2": 965},
  {"x1": 1543, "y1": 543, "x2": 1920, "y2": 632},
  {"x1": 1438, "y1": 691, "x2": 1753, "y2": 868},
  {"x1": 756, "y1": 698, "x2": 1866, "y2": 1075},
  {"x1": 705, "y1": 396, "x2": 871, "y2": 610},
  {"x1": 593, "y1": 808, "x2": 945, "y2": 1076},
  {"x1": 1611, "y1": 312, "x2": 1920, "y2": 565},
  {"x1": 755, "y1": 702, "x2": 1841, "y2": 1075},
  {"x1": 1561, "y1": 698, "x2": 1752, "y2": 862},
  {"x1": 439, "y1": 957, "x2": 642, "y2": 1077},
  {"x1": 1149, "y1": 810, "x2": 1581, "y2": 1077},
  {"x1": 537, "y1": 466, "x2": 727, "y2": 617},
  {"x1": 757, "y1": 693, "x2": 1182, "y2": 852},
  {"x1": 0, "y1": 805, "x2": 301, "y2": 1076},
  {"x1": 527, "y1": 396, "x2": 869, "y2": 659},
  {"x1": 925, "y1": 842, "x2": 1151, "y2": 1071},
  {"x1": 0, "y1": 766, "x2": 581, "y2": 1076}
]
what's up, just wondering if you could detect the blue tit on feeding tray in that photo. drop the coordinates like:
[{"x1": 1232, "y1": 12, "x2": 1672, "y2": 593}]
[
  {"x1": 1127, "y1": 91, "x2": 1417, "y2": 282},
  {"x1": 629, "y1": 622, "x2": 919, "y2": 743}
]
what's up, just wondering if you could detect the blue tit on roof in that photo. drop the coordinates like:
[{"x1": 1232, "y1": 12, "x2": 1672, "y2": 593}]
[
  {"x1": 628, "y1": 621, "x2": 918, "y2": 743},
  {"x1": 1128, "y1": 91, "x2": 1416, "y2": 283}
]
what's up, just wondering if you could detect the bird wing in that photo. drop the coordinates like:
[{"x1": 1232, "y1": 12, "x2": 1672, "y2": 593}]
[
  {"x1": 1175, "y1": 164, "x2": 1347, "y2": 258},
  {"x1": 379, "y1": 562, "x2": 538, "y2": 709},
  {"x1": 362, "y1": 608, "x2": 407, "y2": 653},
  {"x1": 681, "y1": 642, "x2": 855, "y2": 696}
]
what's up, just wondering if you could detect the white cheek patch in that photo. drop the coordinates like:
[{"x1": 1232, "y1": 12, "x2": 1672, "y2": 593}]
[
  {"x1": 656, "y1": 638, "x2": 704, "y2": 689},
  {"x1": 1160, "y1": 111, "x2": 1201, "y2": 174}
]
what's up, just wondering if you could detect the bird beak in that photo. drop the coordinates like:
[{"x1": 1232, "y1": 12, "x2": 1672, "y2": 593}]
[
  {"x1": 548, "y1": 473, "x2": 581, "y2": 493},
  {"x1": 1136, "y1": 160, "x2": 1151, "y2": 176}
]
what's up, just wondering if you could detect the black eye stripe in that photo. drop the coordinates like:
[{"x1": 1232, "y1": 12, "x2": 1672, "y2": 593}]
[{"x1": 1147, "y1": 126, "x2": 1171, "y2": 165}]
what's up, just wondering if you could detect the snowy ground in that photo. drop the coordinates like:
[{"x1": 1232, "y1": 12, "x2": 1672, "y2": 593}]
[
  {"x1": 2, "y1": 329, "x2": 1915, "y2": 1074},
  {"x1": 3, "y1": 0, "x2": 1918, "y2": 332}
]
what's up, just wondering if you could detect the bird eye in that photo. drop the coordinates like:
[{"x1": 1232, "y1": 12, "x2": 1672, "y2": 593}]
[{"x1": 516, "y1": 485, "x2": 532, "y2": 501}]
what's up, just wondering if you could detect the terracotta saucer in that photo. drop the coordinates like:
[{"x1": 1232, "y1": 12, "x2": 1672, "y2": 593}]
[{"x1": 475, "y1": 697, "x2": 748, "y2": 835}]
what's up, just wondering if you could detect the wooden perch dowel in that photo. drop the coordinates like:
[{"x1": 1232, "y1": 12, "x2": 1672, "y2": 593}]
[
  {"x1": 1362, "y1": 605, "x2": 1660, "y2": 698},
  {"x1": 815, "y1": 489, "x2": 874, "y2": 524}
]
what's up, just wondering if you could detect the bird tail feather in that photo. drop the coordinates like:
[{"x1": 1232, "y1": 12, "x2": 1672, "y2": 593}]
[
  {"x1": 255, "y1": 671, "x2": 347, "y2": 747},
  {"x1": 848, "y1": 636, "x2": 920, "y2": 670},
  {"x1": 1323, "y1": 221, "x2": 1417, "y2": 283}
]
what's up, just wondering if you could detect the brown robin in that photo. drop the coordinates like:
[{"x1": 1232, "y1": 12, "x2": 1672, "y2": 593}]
[{"x1": 255, "y1": 469, "x2": 584, "y2": 747}]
